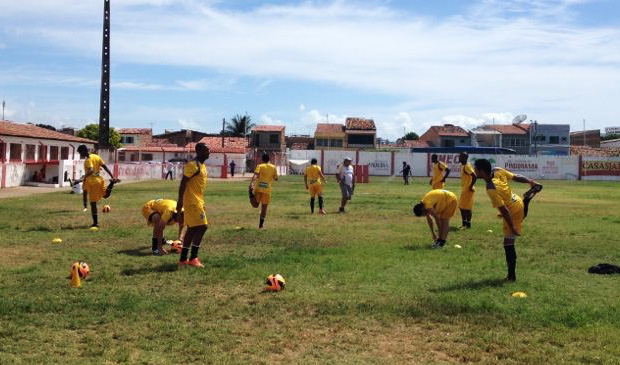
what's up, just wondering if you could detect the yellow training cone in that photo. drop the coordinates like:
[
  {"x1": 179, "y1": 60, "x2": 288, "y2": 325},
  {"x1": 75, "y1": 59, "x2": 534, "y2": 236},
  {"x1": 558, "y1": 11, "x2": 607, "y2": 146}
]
[
  {"x1": 235, "y1": 226, "x2": 242, "y2": 230},
  {"x1": 454, "y1": 244, "x2": 462, "y2": 249},
  {"x1": 52, "y1": 238, "x2": 63, "y2": 244},
  {"x1": 70, "y1": 262, "x2": 82, "y2": 288},
  {"x1": 512, "y1": 291, "x2": 527, "y2": 298},
  {"x1": 487, "y1": 229, "x2": 493, "y2": 233},
  {"x1": 89, "y1": 226, "x2": 99, "y2": 232}
]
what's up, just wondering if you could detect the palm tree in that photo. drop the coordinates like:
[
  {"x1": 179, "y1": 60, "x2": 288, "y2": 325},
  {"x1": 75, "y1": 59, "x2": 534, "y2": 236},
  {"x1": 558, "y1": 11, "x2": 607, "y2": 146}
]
[{"x1": 225, "y1": 113, "x2": 255, "y2": 137}]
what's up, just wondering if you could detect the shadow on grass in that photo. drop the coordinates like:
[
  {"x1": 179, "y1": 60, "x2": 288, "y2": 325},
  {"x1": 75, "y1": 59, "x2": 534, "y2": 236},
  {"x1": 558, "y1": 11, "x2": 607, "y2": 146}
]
[
  {"x1": 429, "y1": 278, "x2": 505, "y2": 293},
  {"x1": 402, "y1": 244, "x2": 434, "y2": 251},
  {"x1": 121, "y1": 263, "x2": 178, "y2": 276},
  {"x1": 118, "y1": 247, "x2": 153, "y2": 257}
]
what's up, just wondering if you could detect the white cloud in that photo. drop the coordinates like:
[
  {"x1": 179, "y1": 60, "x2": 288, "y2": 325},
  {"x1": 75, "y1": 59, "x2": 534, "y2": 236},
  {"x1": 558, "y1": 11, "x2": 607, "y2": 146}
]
[
  {"x1": 1, "y1": 0, "x2": 619, "y2": 138},
  {"x1": 299, "y1": 104, "x2": 306, "y2": 112},
  {"x1": 259, "y1": 114, "x2": 282, "y2": 125},
  {"x1": 177, "y1": 118, "x2": 201, "y2": 130}
]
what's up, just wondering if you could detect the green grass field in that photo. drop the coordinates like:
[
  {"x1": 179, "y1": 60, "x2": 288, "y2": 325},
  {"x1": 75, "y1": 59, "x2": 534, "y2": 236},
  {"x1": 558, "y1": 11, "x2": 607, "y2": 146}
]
[{"x1": 1, "y1": 176, "x2": 620, "y2": 364}]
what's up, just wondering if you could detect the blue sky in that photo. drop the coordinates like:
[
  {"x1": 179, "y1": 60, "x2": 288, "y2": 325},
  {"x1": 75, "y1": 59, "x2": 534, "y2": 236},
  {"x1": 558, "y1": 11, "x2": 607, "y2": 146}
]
[{"x1": 1, "y1": 0, "x2": 619, "y2": 140}]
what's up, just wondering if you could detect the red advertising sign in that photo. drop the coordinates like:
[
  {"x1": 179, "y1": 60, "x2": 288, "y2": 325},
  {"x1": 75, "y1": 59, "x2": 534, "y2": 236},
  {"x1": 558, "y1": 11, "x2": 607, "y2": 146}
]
[{"x1": 582, "y1": 160, "x2": 620, "y2": 176}]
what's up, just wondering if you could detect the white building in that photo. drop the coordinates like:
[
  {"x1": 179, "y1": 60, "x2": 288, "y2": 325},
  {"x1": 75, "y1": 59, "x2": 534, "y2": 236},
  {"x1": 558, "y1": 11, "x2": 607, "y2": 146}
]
[{"x1": 0, "y1": 120, "x2": 96, "y2": 188}]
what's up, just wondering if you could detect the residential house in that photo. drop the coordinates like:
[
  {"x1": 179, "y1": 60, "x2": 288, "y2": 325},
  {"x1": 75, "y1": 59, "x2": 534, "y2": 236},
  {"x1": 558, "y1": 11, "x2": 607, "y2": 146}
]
[
  {"x1": 251, "y1": 125, "x2": 286, "y2": 152},
  {"x1": 481, "y1": 124, "x2": 529, "y2": 154},
  {"x1": 118, "y1": 128, "x2": 153, "y2": 146},
  {"x1": 529, "y1": 123, "x2": 570, "y2": 155},
  {"x1": 419, "y1": 124, "x2": 471, "y2": 148},
  {"x1": 570, "y1": 129, "x2": 600, "y2": 148},
  {"x1": 314, "y1": 124, "x2": 345, "y2": 150},
  {"x1": 286, "y1": 135, "x2": 314, "y2": 150},
  {"x1": 345, "y1": 117, "x2": 376, "y2": 149},
  {"x1": 152, "y1": 129, "x2": 211, "y2": 147},
  {"x1": 0, "y1": 120, "x2": 96, "y2": 188}
]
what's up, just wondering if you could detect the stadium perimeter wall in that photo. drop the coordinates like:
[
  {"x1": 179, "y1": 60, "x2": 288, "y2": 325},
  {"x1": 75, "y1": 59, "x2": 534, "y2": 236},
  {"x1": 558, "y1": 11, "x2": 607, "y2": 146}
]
[{"x1": 289, "y1": 150, "x2": 620, "y2": 181}]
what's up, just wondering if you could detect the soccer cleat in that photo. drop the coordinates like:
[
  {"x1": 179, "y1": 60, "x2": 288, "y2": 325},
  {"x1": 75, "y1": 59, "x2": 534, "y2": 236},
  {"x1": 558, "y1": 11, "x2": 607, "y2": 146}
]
[
  {"x1": 523, "y1": 183, "x2": 543, "y2": 200},
  {"x1": 503, "y1": 276, "x2": 516, "y2": 283},
  {"x1": 187, "y1": 258, "x2": 204, "y2": 268},
  {"x1": 82, "y1": 207, "x2": 88, "y2": 212},
  {"x1": 178, "y1": 260, "x2": 189, "y2": 269},
  {"x1": 338, "y1": 207, "x2": 345, "y2": 214}
]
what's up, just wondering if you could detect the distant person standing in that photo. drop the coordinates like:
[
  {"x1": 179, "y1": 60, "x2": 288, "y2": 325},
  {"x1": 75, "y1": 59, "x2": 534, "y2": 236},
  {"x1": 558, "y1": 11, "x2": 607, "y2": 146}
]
[
  {"x1": 430, "y1": 154, "x2": 450, "y2": 189},
  {"x1": 400, "y1": 162, "x2": 412, "y2": 185},
  {"x1": 230, "y1": 160, "x2": 236, "y2": 177},
  {"x1": 165, "y1": 161, "x2": 174, "y2": 180},
  {"x1": 336, "y1": 157, "x2": 355, "y2": 213}
]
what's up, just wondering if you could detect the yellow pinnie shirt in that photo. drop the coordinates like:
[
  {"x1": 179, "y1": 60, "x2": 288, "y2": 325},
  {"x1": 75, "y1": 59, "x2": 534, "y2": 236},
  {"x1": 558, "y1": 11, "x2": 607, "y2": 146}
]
[
  {"x1": 423, "y1": 190, "x2": 457, "y2": 212},
  {"x1": 84, "y1": 154, "x2": 104, "y2": 180},
  {"x1": 432, "y1": 161, "x2": 447, "y2": 186},
  {"x1": 142, "y1": 199, "x2": 178, "y2": 225},
  {"x1": 183, "y1": 160, "x2": 207, "y2": 207},
  {"x1": 460, "y1": 163, "x2": 475, "y2": 191},
  {"x1": 486, "y1": 168, "x2": 521, "y2": 209},
  {"x1": 305, "y1": 165, "x2": 323, "y2": 186},
  {"x1": 254, "y1": 163, "x2": 278, "y2": 194}
]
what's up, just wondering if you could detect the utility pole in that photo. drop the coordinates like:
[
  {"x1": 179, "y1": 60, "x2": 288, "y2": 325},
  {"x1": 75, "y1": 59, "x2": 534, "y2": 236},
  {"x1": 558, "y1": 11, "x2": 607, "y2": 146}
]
[
  {"x1": 1, "y1": 99, "x2": 5, "y2": 120},
  {"x1": 98, "y1": 0, "x2": 111, "y2": 148},
  {"x1": 222, "y1": 118, "x2": 226, "y2": 148}
]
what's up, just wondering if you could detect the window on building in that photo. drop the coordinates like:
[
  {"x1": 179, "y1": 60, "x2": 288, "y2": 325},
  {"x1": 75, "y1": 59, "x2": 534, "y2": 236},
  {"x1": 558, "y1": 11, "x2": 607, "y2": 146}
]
[
  {"x1": 329, "y1": 139, "x2": 343, "y2": 147},
  {"x1": 460, "y1": 139, "x2": 466, "y2": 143},
  {"x1": 0, "y1": 142, "x2": 5, "y2": 162},
  {"x1": 535, "y1": 135, "x2": 546, "y2": 142},
  {"x1": 25, "y1": 144, "x2": 36, "y2": 161},
  {"x1": 442, "y1": 139, "x2": 455, "y2": 147},
  {"x1": 549, "y1": 136, "x2": 560, "y2": 144},
  {"x1": 316, "y1": 139, "x2": 328, "y2": 147},
  {"x1": 141, "y1": 153, "x2": 153, "y2": 161},
  {"x1": 347, "y1": 134, "x2": 374, "y2": 145},
  {"x1": 269, "y1": 133, "x2": 280, "y2": 144},
  {"x1": 130, "y1": 153, "x2": 139, "y2": 162},
  {"x1": 118, "y1": 151, "x2": 126, "y2": 161},
  {"x1": 60, "y1": 147, "x2": 69, "y2": 160},
  {"x1": 38, "y1": 145, "x2": 47, "y2": 161},
  {"x1": 252, "y1": 134, "x2": 260, "y2": 147},
  {"x1": 10, "y1": 143, "x2": 22, "y2": 162},
  {"x1": 562, "y1": 137, "x2": 567, "y2": 142},
  {"x1": 121, "y1": 136, "x2": 135, "y2": 144},
  {"x1": 50, "y1": 146, "x2": 59, "y2": 160}
]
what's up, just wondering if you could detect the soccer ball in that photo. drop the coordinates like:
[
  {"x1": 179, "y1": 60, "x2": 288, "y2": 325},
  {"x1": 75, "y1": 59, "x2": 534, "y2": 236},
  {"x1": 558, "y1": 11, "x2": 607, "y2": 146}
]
[
  {"x1": 170, "y1": 240, "x2": 183, "y2": 253},
  {"x1": 72, "y1": 261, "x2": 90, "y2": 279},
  {"x1": 102, "y1": 205, "x2": 111, "y2": 213},
  {"x1": 265, "y1": 274, "x2": 286, "y2": 292}
]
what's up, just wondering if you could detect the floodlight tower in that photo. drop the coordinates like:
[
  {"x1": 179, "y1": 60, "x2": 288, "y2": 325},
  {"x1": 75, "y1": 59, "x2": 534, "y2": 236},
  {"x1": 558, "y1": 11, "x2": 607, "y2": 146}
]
[{"x1": 98, "y1": 0, "x2": 111, "y2": 148}]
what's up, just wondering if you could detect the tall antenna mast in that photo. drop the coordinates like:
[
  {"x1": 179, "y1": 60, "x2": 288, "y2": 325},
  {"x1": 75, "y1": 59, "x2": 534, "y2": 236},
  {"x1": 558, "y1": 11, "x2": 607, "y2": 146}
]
[
  {"x1": 98, "y1": 0, "x2": 111, "y2": 148},
  {"x1": 1, "y1": 98, "x2": 5, "y2": 120}
]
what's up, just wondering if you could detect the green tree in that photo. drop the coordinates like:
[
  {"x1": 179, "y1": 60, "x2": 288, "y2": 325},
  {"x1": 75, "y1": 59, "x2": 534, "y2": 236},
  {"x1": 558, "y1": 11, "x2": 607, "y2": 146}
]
[
  {"x1": 34, "y1": 123, "x2": 57, "y2": 131},
  {"x1": 225, "y1": 113, "x2": 255, "y2": 137},
  {"x1": 404, "y1": 132, "x2": 419, "y2": 140},
  {"x1": 77, "y1": 124, "x2": 122, "y2": 149},
  {"x1": 601, "y1": 133, "x2": 620, "y2": 141}
]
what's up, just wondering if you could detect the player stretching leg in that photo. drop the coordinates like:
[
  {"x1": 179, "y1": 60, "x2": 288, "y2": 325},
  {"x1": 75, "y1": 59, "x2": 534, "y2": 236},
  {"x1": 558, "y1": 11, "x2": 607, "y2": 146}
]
[
  {"x1": 249, "y1": 153, "x2": 279, "y2": 229},
  {"x1": 304, "y1": 158, "x2": 327, "y2": 215},
  {"x1": 141, "y1": 199, "x2": 185, "y2": 256},
  {"x1": 72, "y1": 145, "x2": 120, "y2": 228},
  {"x1": 413, "y1": 189, "x2": 458, "y2": 248},
  {"x1": 474, "y1": 159, "x2": 543, "y2": 282},
  {"x1": 177, "y1": 143, "x2": 210, "y2": 268}
]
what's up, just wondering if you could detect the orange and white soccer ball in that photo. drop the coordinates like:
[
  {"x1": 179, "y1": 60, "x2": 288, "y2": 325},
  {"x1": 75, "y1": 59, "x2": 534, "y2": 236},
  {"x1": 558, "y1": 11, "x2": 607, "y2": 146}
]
[
  {"x1": 102, "y1": 205, "x2": 111, "y2": 213},
  {"x1": 265, "y1": 274, "x2": 286, "y2": 292},
  {"x1": 72, "y1": 261, "x2": 90, "y2": 279},
  {"x1": 170, "y1": 240, "x2": 183, "y2": 253}
]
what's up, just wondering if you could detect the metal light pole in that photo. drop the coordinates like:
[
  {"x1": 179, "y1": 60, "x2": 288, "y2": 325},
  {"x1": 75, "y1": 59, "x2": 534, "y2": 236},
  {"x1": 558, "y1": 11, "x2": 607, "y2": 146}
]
[
  {"x1": 1, "y1": 99, "x2": 5, "y2": 120},
  {"x1": 98, "y1": 0, "x2": 111, "y2": 148}
]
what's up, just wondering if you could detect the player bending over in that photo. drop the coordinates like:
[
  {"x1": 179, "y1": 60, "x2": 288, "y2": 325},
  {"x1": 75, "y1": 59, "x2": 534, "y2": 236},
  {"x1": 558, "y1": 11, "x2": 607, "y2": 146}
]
[
  {"x1": 141, "y1": 199, "x2": 185, "y2": 256},
  {"x1": 430, "y1": 154, "x2": 450, "y2": 189},
  {"x1": 249, "y1": 153, "x2": 279, "y2": 229},
  {"x1": 71, "y1": 145, "x2": 120, "y2": 228},
  {"x1": 176, "y1": 143, "x2": 210, "y2": 268},
  {"x1": 473, "y1": 158, "x2": 543, "y2": 282},
  {"x1": 459, "y1": 152, "x2": 477, "y2": 228},
  {"x1": 304, "y1": 158, "x2": 327, "y2": 215},
  {"x1": 413, "y1": 189, "x2": 458, "y2": 248}
]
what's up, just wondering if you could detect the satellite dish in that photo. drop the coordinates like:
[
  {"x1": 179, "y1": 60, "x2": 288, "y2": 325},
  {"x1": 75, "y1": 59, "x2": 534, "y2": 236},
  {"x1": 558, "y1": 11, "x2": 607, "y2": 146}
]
[{"x1": 512, "y1": 114, "x2": 527, "y2": 124}]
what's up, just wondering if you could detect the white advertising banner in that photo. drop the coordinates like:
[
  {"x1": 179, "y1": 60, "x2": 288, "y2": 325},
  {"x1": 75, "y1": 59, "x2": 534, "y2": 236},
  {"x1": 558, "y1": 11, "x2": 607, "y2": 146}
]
[
  {"x1": 324, "y1": 151, "x2": 357, "y2": 174},
  {"x1": 582, "y1": 156, "x2": 620, "y2": 181},
  {"x1": 358, "y1": 152, "x2": 392, "y2": 176}
]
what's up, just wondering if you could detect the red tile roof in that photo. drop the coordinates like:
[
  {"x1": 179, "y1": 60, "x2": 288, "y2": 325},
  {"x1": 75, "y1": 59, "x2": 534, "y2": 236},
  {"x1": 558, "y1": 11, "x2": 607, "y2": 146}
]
[
  {"x1": 484, "y1": 124, "x2": 528, "y2": 135},
  {"x1": 118, "y1": 128, "x2": 152, "y2": 135},
  {"x1": 403, "y1": 140, "x2": 431, "y2": 148},
  {"x1": 197, "y1": 136, "x2": 248, "y2": 153},
  {"x1": 290, "y1": 143, "x2": 308, "y2": 150},
  {"x1": 0, "y1": 120, "x2": 96, "y2": 144},
  {"x1": 315, "y1": 123, "x2": 345, "y2": 134},
  {"x1": 428, "y1": 125, "x2": 470, "y2": 137},
  {"x1": 252, "y1": 125, "x2": 285, "y2": 132},
  {"x1": 120, "y1": 146, "x2": 189, "y2": 152},
  {"x1": 345, "y1": 118, "x2": 376, "y2": 130}
]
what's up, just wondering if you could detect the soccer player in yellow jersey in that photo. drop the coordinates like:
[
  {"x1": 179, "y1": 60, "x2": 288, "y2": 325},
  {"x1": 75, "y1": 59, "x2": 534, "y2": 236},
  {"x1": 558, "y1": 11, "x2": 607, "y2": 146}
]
[
  {"x1": 474, "y1": 158, "x2": 543, "y2": 282},
  {"x1": 72, "y1": 145, "x2": 120, "y2": 228},
  {"x1": 249, "y1": 153, "x2": 279, "y2": 229},
  {"x1": 430, "y1": 154, "x2": 450, "y2": 189},
  {"x1": 141, "y1": 199, "x2": 184, "y2": 256},
  {"x1": 413, "y1": 189, "x2": 458, "y2": 248},
  {"x1": 304, "y1": 158, "x2": 327, "y2": 215},
  {"x1": 459, "y1": 152, "x2": 477, "y2": 229},
  {"x1": 176, "y1": 143, "x2": 209, "y2": 268}
]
